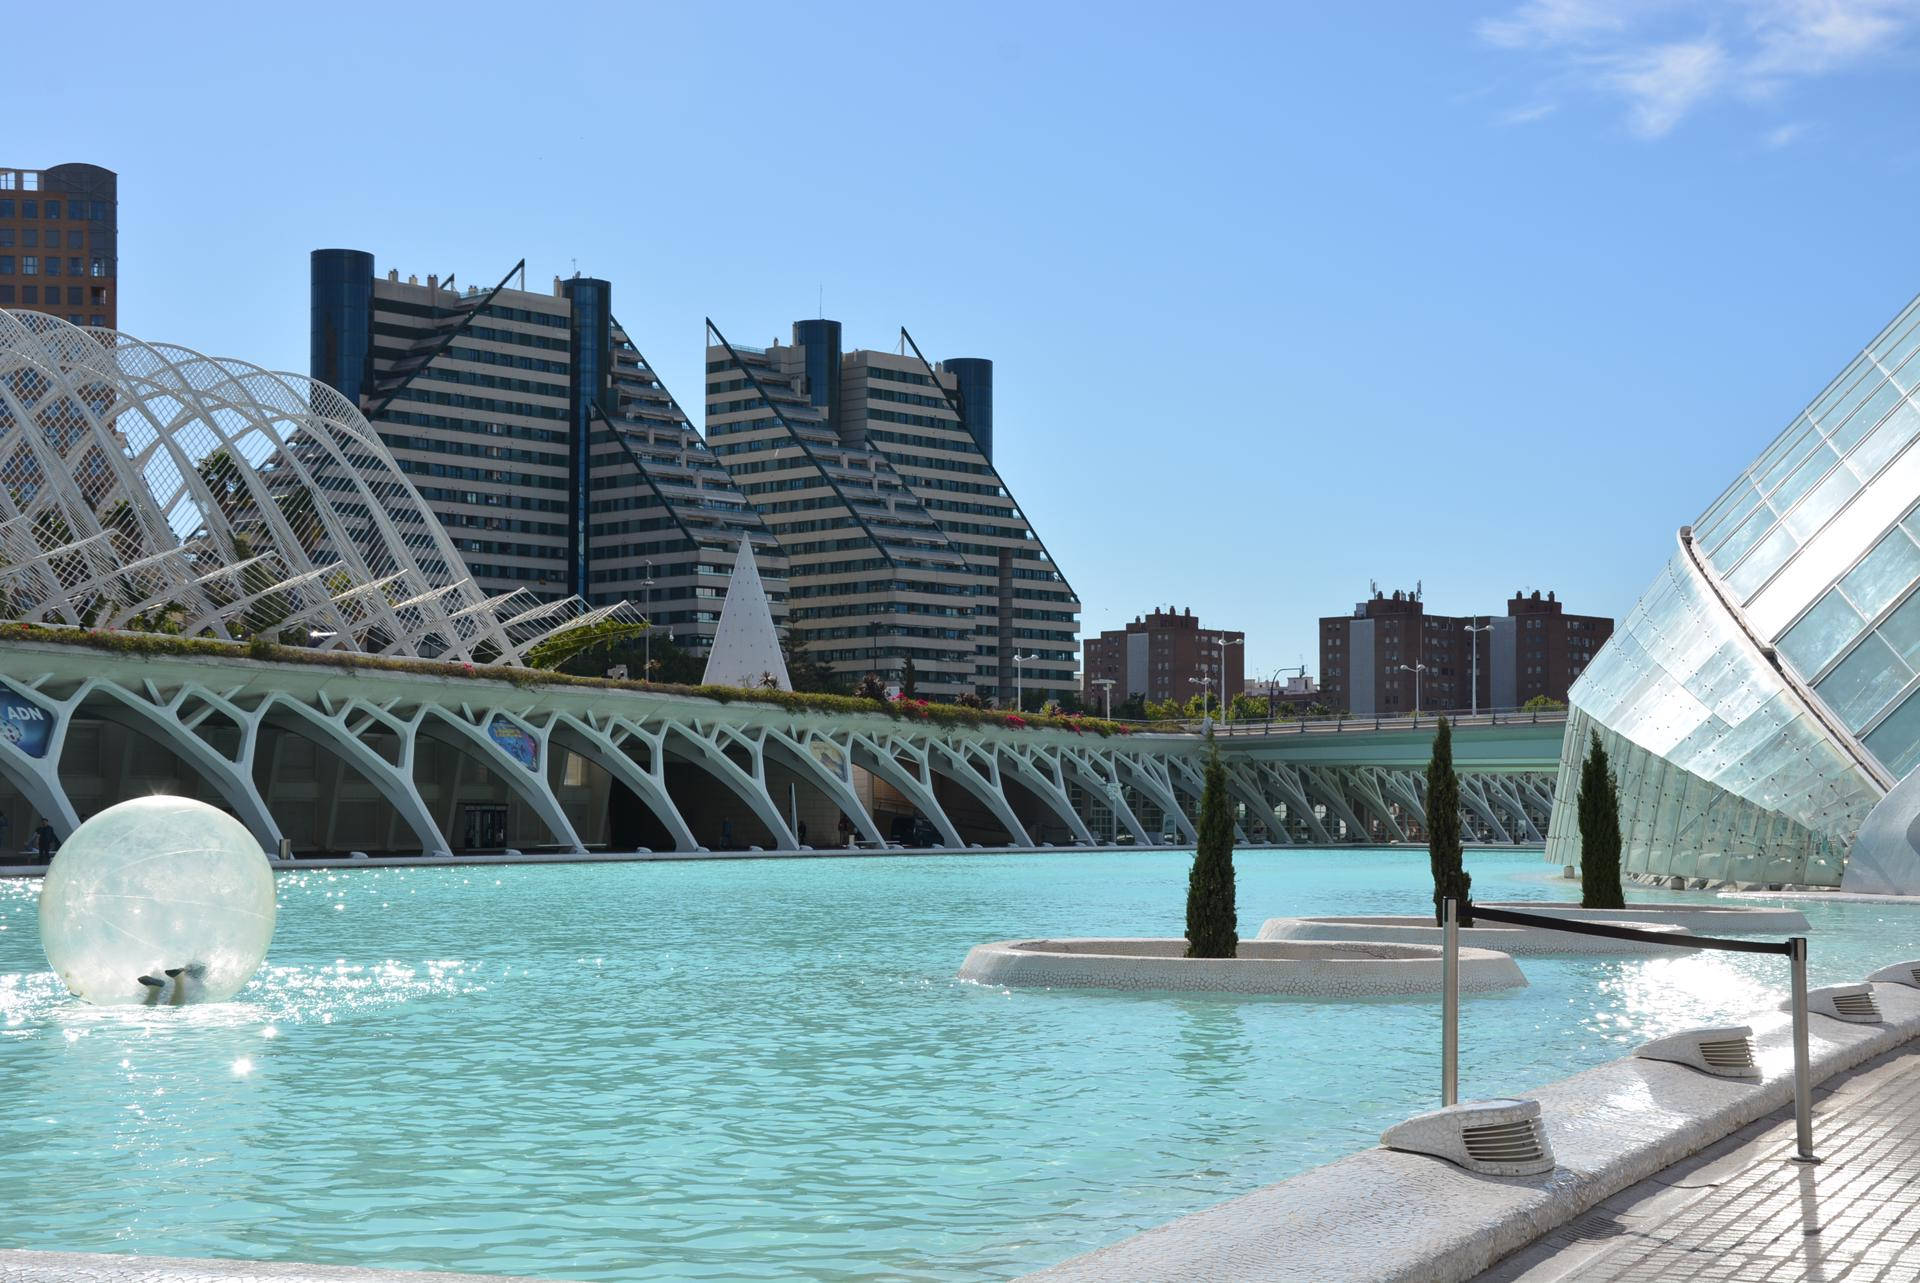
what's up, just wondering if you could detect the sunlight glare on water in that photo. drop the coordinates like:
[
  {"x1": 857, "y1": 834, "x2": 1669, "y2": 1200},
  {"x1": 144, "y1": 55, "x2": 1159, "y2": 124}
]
[{"x1": 1, "y1": 848, "x2": 1918, "y2": 1281}]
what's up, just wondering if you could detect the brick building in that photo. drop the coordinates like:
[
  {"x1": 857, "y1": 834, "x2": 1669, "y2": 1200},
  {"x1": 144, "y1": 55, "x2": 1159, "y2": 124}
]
[
  {"x1": 0, "y1": 163, "x2": 117, "y2": 327},
  {"x1": 1082, "y1": 607, "x2": 1244, "y2": 712},
  {"x1": 1319, "y1": 587, "x2": 1611, "y2": 716}
]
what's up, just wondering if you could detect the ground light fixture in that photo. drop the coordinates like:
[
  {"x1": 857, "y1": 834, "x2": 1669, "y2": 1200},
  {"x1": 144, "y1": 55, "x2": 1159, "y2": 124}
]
[{"x1": 1633, "y1": 1025, "x2": 1760, "y2": 1079}]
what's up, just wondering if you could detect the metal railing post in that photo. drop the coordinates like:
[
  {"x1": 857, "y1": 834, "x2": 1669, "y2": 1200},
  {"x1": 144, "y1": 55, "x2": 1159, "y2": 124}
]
[
  {"x1": 1789, "y1": 935, "x2": 1818, "y2": 1163},
  {"x1": 1442, "y1": 896, "x2": 1459, "y2": 1107}
]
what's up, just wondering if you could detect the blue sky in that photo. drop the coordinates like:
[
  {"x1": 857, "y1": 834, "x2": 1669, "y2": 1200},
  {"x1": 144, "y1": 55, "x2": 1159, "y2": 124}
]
[{"x1": 20, "y1": 0, "x2": 1920, "y2": 681}]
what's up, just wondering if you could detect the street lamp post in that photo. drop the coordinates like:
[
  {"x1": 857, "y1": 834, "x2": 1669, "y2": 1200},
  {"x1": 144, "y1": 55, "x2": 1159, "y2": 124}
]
[
  {"x1": 642, "y1": 560, "x2": 656, "y2": 680},
  {"x1": 1014, "y1": 652, "x2": 1038, "y2": 712},
  {"x1": 1212, "y1": 636, "x2": 1244, "y2": 724},
  {"x1": 1399, "y1": 662, "x2": 1428, "y2": 716},
  {"x1": 1462, "y1": 624, "x2": 1492, "y2": 717},
  {"x1": 1189, "y1": 674, "x2": 1211, "y2": 722},
  {"x1": 1093, "y1": 677, "x2": 1115, "y2": 719}
]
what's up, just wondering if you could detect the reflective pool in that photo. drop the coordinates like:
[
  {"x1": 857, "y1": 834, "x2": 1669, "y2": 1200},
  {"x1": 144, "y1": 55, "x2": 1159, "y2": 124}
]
[{"x1": 2, "y1": 848, "x2": 1917, "y2": 1281}]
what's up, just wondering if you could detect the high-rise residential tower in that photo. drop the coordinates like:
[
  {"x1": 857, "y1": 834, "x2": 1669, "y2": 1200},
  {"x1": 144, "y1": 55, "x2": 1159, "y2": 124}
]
[
  {"x1": 0, "y1": 164, "x2": 117, "y2": 328},
  {"x1": 705, "y1": 319, "x2": 1079, "y2": 704},
  {"x1": 310, "y1": 251, "x2": 786, "y2": 659}
]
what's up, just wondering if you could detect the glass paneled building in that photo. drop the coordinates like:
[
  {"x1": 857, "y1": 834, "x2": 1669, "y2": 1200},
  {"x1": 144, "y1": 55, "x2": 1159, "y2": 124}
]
[{"x1": 1545, "y1": 293, "x2": 1920, "y2": 892}]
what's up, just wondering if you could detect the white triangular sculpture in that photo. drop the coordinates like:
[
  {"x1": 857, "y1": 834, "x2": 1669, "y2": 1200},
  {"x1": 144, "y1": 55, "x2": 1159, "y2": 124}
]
[{"x1": 702, "y1": 537, "x2": 791, "y2": 691}]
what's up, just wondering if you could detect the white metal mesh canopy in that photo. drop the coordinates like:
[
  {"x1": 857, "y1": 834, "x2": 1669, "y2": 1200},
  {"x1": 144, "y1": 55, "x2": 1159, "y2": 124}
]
[{"x1": 0, "y1": 310, "x2": 630, "y2": 664}]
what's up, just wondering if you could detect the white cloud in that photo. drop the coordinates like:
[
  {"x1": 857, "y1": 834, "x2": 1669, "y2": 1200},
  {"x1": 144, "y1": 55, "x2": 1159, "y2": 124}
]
[
  {"x1": 1478, "y1": 0, "x2": 1920, "y2": 136},
  {"x1": 1603, "y1": 40, "x2": 1730, "y2": 137},
  {"x1": 1479, "y1": 0, "x2": 1627, "y2": 48},
  {"x1": 1501, "y1": 102, "x2": 1561, "y2": 124},
  {"x1": 1763, "y1": 120, "x2": 1810, "y2": 145}
]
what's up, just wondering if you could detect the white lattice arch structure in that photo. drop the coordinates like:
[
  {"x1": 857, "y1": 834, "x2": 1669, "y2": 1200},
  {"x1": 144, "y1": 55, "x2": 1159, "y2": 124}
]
[{"x1": 0, "y1": 310, "x2": 627, "y2": 663}]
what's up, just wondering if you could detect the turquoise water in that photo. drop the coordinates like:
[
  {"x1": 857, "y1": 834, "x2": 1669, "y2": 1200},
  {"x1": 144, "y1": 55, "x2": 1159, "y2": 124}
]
[{"x1": 2, "y1": 848, "x2": 1919, "y2": 1281}]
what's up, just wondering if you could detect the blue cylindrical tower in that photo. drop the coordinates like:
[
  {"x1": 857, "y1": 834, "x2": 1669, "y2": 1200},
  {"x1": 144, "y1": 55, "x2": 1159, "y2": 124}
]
[
  {"x1": 944, "y1": 357, "x2": 994, "y2": 462},
  {"x1": 792, "y1": 319, "x2": 843, "y2": 433},
  {"x1": 309, "y1": 249, "x2": 375, "y2": 407},
  {"x1": 561, "y1": 276, "x2": 613, "y2": 602}
]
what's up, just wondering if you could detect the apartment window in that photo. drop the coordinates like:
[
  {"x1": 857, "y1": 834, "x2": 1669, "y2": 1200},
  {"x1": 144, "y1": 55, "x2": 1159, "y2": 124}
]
[
  {"x1": 0, "y1": 229, "x2": 10, "y2": 247},
  {"x1": 21, "y1": 200, "x2": 36, "y2": 218},
  {"x1": 0, "y1": 286, "x2": 12, "y2": 304},
  {"x1": 89, "y1": 257, "x2": 105, "y2": 277},
  {"x1": 66, "y1": 257, "x2": 79, "y2": 275},
  {"x1": 68, "y1": 314, "x2": 82, "y2": 324},
  {"x1": 20, "y1": 256, "x2": 37, "y2": 275},
  {"x1": 43, "y1": 201, "x2": 59, "y2": 218},
  {"x1": 20, "y1": 286, "x2": 35, "y2": 303},
  {"x1": 89, "y1": 286, "x2": 104, "y2": 305},
  {"x1": 65, "y1": 286, "x2": 81, "y2": 306},
  {"x1": 0, "y1": 256, "x2": 11, "y2": 275},
  {"x1": 0, "y1": 199, "x2": 11, "y2": 215},
  {"x1": 21, "y1": 229, "x2": 35, "y2": 248},
  {"x1": 90, "y1": 201, "x2": 106, "y2": 221},
  {"x1": 88, "y1": 314, "x2": 104, "y2": 327},
  {"x1": 43, "y1": 257, "x2": 59, "y2": 276},
  {"x1": 64, "y1": 231, "x2": 80, "y2": 249}
]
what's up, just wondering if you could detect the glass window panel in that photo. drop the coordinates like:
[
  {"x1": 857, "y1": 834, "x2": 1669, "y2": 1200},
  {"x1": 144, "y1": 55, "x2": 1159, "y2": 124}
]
[
  {"x1": 1864, "y1": 688, "x2": 1920, "y2": 778},
  {"x1": 1847, "y1": 400, "x2": 1920, "y2": 481},
  {"x1": 1727, "y1": 523, "x2": 1798, "y2": 599},
  {"x1": 1708, "y1": 503, "x2": 1773, "y2": 571},
  {"x1": 1841, "y1": 528, "x2": 1920, "y2": 618},
  {"x1": 1780, "y1": 589, "x2": 1858, "y2": 681},
  {"x1": 1695, "y1": 480, "x2": 1758, "y2": 550},
  {"x1": 1759, "y1": 426, "x2": 1820, "y2": 495},
  {"x1": 1874, "y1": 305, "x2": 1920, "y2": 372},
  {"x1": 1783, "y1": 463, "x2": 1858, "y2": 541},
  {"x1": 1814, "y1": 355, "x2": 1877, "y2": 427},
  {"x1": 1815, "y1": 633, "x2": 1910, "y2": 729},
  {"x1": 1769, "y1": 442, "x2": 1839, "y2": 514},
  {"x1": 1829, "y1": 378, "x2": 1905, "y2": 452},
  {"x1": 1878, "y1": 593, "x2": 1920, "y2": 668}
]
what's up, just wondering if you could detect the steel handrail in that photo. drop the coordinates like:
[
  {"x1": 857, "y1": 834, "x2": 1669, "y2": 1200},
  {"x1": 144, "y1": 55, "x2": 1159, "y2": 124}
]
[{"x1": 1441, "y1": 897, "x2": 1816, "y2": 1162}]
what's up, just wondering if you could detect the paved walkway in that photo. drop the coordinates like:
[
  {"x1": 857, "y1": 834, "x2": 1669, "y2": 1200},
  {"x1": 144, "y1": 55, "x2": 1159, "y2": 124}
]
[{"x1": 1479, "y1": 1045, "x2": 1920, "y2": 1283}]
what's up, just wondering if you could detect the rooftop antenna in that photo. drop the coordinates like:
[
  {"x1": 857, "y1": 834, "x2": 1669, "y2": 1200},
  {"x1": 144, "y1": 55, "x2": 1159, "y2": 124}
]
[
  {"x1": 517, "y1": 261, "x2": 526, "y2": 290},
  {"x1": 1416, "y1": 578, "x2": 1423, "y2": 601}
]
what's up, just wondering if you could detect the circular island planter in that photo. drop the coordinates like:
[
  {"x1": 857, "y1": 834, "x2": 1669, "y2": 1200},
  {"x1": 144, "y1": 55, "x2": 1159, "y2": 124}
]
[
  {"x1": 957, "y1": 937, "x2": 1527, "y2": 996},
  {"x1": 1473, "y1": 901, "x2": 1810, "y2": 934},
  {"x1": 1257, "y1": 915, "x2": 1697, "y2": 957}
]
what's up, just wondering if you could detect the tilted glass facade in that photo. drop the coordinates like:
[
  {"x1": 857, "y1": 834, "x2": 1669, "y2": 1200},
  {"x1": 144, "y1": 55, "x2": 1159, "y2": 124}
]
[{"x1": 1547, "y1": 293, "x2": 1920, "y2": 887}]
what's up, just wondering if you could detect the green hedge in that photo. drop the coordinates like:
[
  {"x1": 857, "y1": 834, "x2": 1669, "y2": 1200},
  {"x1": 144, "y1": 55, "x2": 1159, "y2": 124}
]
[{"x1": 0, "y1": 623, "x2": 1133, "y2": 737}]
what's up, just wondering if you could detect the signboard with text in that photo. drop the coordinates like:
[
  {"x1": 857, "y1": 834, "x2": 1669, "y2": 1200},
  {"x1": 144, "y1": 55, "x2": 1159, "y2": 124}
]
[
  {"x1": 0, "y1": 685, "x2": 54, "y2": 759},
  {"x1": 486, "y1": 715, "x2": 539, "y2": 772}
]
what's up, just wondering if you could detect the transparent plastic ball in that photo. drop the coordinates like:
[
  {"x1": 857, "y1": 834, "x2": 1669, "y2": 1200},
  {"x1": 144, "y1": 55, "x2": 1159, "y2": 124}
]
[{"x1": 39, "y1": 796, "x2": 277, "y2": 1005}]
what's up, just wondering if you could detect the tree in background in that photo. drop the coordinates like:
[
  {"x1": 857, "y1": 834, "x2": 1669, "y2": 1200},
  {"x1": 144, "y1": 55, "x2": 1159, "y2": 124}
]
[
  {"x1": 854, "y1": 673, "x2": 887, "y2": 701},
  {"x1": 1229, "y1": 692, "x2": 1271, "y2": 722},
  {"x1": 1426, "y1": 716, "x2": 1472, "y2": 925},
  {"x1": 1185, "y1": 739, "x2": 1238, "y2": 958},
  {"x1": 782, "y1": 633, "x2": 846, "y2": 695},
  {"x1": 1523, "y1": 694, "x2": 1568, "y2": 712},
  {"x1": 901, "y1": 657, "x2": 918, "y2": 700},
  {"x1": 1578, "y1": 732, "x2": 1625, "y2": 909}
]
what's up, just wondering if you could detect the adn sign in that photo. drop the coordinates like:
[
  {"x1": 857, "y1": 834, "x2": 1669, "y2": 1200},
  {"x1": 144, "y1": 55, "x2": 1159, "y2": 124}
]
[
  {"x1": 486, "y1": 715, "x2": 539, "y2": 772},
  {"x1": 0, "y1": 685, "x2": 54, "y2": 759}
]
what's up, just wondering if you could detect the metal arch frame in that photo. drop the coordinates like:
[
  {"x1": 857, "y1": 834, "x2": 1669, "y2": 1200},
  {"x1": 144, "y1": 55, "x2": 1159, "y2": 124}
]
[{"x1": 0, "y1": 311, "x2": 632, "y2": 666}]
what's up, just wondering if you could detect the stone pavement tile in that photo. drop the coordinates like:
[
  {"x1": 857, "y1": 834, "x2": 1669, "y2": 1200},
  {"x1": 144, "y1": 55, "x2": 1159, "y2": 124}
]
[{"x1": 1476, "y1": 1045, "x2": 1920, "y2": 1283}]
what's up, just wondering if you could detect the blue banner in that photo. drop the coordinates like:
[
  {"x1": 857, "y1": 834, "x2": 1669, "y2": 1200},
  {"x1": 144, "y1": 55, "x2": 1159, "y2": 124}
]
[
  {"x1": 0, "y1": 686, "x2": 53, "y2": 759},
  {"x1": 487, "y1": 715, "x2": 539, "y2": 772}
]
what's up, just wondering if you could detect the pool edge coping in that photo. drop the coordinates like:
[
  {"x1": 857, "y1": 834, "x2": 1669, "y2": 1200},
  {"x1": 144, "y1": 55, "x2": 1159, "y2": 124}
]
[{"x1": 1014, "y1": 981, "x2": 1920, "y2": 1283}]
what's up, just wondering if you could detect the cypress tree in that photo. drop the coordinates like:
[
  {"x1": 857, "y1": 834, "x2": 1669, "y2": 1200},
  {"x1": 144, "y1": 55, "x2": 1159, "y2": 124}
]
[
  {"x1": 1427, "y1": 717, "x2": 1472, "y2": 925},
  {"x1": 1579, "y1": 732, "x2": 1625, "y2": 909},
  {"x1": 1185, "y1": 740, "x2": 1238, "y2": 958}
]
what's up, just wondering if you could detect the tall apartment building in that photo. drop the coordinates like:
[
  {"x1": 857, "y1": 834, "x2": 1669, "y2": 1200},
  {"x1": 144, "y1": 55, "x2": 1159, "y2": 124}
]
[
  {"x1": 1318, "y1": 586, "x2": 1612, "y2": 716},
  {"x1": 1081, "y1": 607, "x2": 1245, "y2": 710},
  {"x1": 0, "y1": 164, "x2": 117, "y2": 327},
  {"x1": 311, "y1": 250, "x2": 785, "y2": 657},
  {"x1": 705, "y1": 318, "x2": 1078, "y2": 703}
]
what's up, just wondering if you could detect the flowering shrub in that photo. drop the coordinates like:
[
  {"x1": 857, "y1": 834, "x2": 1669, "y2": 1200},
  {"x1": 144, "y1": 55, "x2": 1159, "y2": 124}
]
[{"x1": 0, "y1": 622, "x2": 1134, "y2": 736}]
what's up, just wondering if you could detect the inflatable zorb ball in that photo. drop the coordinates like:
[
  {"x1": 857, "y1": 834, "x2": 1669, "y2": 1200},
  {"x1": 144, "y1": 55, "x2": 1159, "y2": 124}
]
[{"x1": 39, "y1": 796, "x2": 276, "y2": 1005}]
